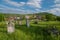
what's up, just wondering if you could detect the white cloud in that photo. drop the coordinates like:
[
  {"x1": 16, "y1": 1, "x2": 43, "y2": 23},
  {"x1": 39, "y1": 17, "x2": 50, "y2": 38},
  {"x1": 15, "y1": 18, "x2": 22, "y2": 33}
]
[
  {"x1": 20, "y1": 2, "x2": 25, "y2": 5},
  {"x1": 1, "y1": 0, "x2": 60, "y2": 16},
  {"x1": 3, "y1": 0, "x2": 42, "y2": 8},
  {"x1": 55, "y1": 0, "x2": 60, "y2": 3},
  {"x1": 0, "y1": 4, "x2": 25, "y2": 13},
  {"x1": 35, "y1": 9, "x2": 40, "y2": 11},
  {"x1": 27, "y1": 0, "x2": 42, "y2": 8},
  {"x1": 0, "y1": 4, "x2": 9, "y2": 8},
  {"x1": 52, "y1": 4, "x2": 60, "y2": 8},
  {"x1": 4, "y1": 0, "x2": 25, "y2": 7},
  {"x1": 52, "y1": 0, "x2": 60, "y2": 8},
  {"x1": 46, "y1": 8, "x2": 60, "y2": 16},
  {"x1": 46, "y1": 0, "x2": 60, "y2": 16},
  {"x1": 0, "y1": 4, "x2": 36, "y2": 14}
]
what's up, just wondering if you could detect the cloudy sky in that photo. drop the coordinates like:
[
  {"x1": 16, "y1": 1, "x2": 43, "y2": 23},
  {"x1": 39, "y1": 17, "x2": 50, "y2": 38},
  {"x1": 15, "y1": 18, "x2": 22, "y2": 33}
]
[{"x1": 0, "y1": 0, "x2": 60, "y2": 16}]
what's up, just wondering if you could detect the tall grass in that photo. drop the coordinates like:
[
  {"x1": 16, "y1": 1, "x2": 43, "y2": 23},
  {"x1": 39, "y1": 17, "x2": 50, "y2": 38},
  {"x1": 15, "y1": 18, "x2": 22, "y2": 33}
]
[{"x1": 0, "y1": 21, "x2": 60, "y2": 40}]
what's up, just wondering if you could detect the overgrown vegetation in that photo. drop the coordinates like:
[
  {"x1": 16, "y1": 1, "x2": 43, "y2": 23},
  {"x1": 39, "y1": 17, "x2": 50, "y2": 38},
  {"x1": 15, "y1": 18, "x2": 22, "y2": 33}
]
[
  {"x1": 0, "y1": 12, "x2": 60, "y2": 21},
  {"x1": 0, "y1": 12, "x2": 60, "y2": 40},
  {"x1": 0, "y1": 21, "x2": 60, "y2": 40}
]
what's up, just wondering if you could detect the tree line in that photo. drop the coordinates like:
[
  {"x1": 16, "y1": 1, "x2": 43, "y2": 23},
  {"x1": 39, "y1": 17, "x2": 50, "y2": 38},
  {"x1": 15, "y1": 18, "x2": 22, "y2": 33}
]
[{"x1": 0, "y1": 12, "x2": 60, "y2": 22}]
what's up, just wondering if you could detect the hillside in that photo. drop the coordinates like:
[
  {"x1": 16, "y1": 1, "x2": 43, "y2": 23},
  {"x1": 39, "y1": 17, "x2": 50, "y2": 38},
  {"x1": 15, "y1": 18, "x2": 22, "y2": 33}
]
[{"x1": 0, "y1": 12, "x2": 60, "y2": 21}]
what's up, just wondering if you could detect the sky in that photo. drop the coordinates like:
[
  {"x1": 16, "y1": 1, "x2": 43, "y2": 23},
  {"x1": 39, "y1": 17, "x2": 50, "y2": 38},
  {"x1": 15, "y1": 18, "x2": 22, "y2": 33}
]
[{"x1": 0, "y1": 0, "x2": 60, "y2": 16}]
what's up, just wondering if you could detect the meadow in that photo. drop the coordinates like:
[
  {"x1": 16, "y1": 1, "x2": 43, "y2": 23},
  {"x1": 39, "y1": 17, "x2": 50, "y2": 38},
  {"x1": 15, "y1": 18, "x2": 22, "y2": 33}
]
[{"x1": 0, "y1": 21, "x2": 60, "y2": 40}]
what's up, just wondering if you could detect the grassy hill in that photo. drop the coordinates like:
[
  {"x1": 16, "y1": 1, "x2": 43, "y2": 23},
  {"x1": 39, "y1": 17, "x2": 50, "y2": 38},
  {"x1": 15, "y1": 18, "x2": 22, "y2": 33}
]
[
  {"x1": 0, "y1": 12, "x2": 60, "y2": 40},
  {"x1": 0, "y1": 21, "x2": 60, "y2": 40}
]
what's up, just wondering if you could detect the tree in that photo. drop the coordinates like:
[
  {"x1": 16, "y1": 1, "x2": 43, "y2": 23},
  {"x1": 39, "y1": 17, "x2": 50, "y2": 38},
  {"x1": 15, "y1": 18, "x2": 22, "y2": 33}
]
[
  {"x1": 57, "y1": 16, "x2": 60, "y2": 21},
  {"x1": 0, "y1": 14, "x2": 5, "y2": 22},
  {"x1": 37, "y1": 12, "x2": 57, "y2": 21},
  {"x1": 46, "y1": 14, "x2": 56, "y2": 21}
]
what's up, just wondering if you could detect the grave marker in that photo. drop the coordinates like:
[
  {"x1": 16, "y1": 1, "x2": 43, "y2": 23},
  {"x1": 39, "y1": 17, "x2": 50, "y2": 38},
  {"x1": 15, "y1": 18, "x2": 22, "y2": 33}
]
[
  {"x1": 25, "y1": 16, "x2": 30, "y2": 27},
  {"x1": 16, "y1": 17, "x2": 20, "y2": 24},
  {"x1": 19, "y1": 17, "x2": 22, "y2": 25},
  {"x1": 7, "y1": 22, "x2": 15, "y2": 33},
  {"x1": 7, "y1": 17, "x2": 15, "y2": 33}
]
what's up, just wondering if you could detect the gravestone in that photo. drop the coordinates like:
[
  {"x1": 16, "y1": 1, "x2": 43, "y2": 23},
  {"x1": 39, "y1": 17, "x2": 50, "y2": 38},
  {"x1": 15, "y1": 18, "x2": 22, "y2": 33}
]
[
  {"x1": 7, "y1": 17, "x2": 15, "y2": 33},
  {"x1": 7, "y1": 21, "x2": 15, "y2": 33},
  {"x1": 14, "y1": 17, "x2": 17, "y2": 23},
  {"x1": 25, "y1": 16, "x2": 30, "y2": 27},
  {"x1": 17, "y1": 17, "x2": 20, "y2": 24},
  {"x1": 19, "y1": 17, "x2": 22, "y2": 25}
]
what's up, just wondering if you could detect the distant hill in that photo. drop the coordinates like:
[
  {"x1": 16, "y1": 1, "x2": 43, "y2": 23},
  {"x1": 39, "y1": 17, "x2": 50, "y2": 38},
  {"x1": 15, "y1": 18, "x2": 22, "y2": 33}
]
[{"x1": 0, "y1": 12, "x2": 60, "y2": 21}]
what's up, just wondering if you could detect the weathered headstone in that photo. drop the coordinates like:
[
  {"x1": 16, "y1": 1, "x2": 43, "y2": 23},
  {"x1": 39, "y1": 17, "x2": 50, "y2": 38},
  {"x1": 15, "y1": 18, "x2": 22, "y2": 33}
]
[
  {"x1": 19, "y1": 17, "x2": 22, "y2": 25},
  {"x1": 17, "y1": 17, "x2": 20, "y2": 24},
  {"x1": 7, "y1": 17, "x2": 15, "y2": 33},
  {"x1": 25, "y1": 16, "x2": 30, "y2": 27},
  {"x1": 7, "y1": 21, "x2": 15, "y2": 33}
]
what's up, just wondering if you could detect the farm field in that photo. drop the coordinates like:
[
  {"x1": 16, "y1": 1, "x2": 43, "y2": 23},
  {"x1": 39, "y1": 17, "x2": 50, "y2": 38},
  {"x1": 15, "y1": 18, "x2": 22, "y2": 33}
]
[{"x1": 0, "y1": 21, "x2": 60, "y2": 40}]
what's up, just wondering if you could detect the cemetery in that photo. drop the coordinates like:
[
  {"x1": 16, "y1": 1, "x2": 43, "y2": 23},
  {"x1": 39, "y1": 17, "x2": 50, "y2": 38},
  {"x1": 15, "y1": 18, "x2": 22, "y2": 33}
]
[{"x1": 0, "y1": 13, "x2": 60, "y2": 40}]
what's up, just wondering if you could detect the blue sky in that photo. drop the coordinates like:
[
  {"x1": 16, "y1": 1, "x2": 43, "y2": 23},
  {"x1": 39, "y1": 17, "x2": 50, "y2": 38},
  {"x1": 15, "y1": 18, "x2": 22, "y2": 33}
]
[{"x1": 0, "y1": 0, "x2": 60, "y2": 16}]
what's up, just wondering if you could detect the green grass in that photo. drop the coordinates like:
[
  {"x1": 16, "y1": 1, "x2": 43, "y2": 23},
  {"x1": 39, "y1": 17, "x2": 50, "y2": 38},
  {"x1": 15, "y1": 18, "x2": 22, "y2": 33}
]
[{"x1": 0, "y1": 21, "x2": 60, "y2": 40}]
